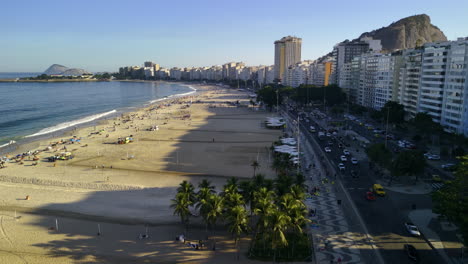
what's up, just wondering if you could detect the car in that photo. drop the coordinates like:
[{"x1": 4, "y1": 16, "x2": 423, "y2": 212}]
[
  {"x1": 386, "y1": 134, "x2": 395, "y2": 140},
  {"x1": 309, "y1": 126, "x2": 316, "y2": 132},
  {"x1": 404, "y1": 222, "x2": 421, "y2": 236},
  {"x1": 338, "y1": 143, "x2": 343, "y2": 149},
  {"x1": 326, "y1": 133, "x2": 331, "y2": 137},
  {"x1": 324, "y1": 147, "x2": 332, "y2": 153},
  {"x1": 351, "y1": 158, "x2": 358, "y2": 164},
  {"x1": 441, "y1": 163, "x2": 455, "y2": 170},
  {"x1": 428, "y1": 154, "x2": 440, "y2": 160},
  {"x1": 340, "y1": 155, "x2": 347, "y2": 162},
  {"x1": 327, "y1": 141, "x2": 334, "y2": 146},
  {"x1": 338, "y1": 163, "x2": 345, "y2": 171},
  {"x1": 351, "y1": 170, "x2": 358, "y2": 178},
  {"x1": 343, "y1": 149, "x2": 350, "y2": 155},
  {"x1": 404, "y1": 244, "x2": 419, "y2": 261},
  {"x1": 372, "y1": 184, "x2": 386, "y2": 196},
  {"x1": 432, "y1": 175, "x2": 442, "y2": 182},
  {"x1": 366, "y1": 191, "x2": 376, "y2": 201}
]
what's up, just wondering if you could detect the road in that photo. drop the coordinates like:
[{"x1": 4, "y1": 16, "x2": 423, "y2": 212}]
[{"x1": 283, "y1": 106, "x2": 445, "y2": 264}]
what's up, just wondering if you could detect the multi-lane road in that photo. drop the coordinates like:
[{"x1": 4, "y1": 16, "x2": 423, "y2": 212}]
[{"x1": 283, "y1": 107, "x2": 445, "y2": 264}]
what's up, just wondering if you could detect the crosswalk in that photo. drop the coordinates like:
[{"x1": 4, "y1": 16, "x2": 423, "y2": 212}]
[{"x1": 431, "y1": 183, "x2": 444, "y2": 190}]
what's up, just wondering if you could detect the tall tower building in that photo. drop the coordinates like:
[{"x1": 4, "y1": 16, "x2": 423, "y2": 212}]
[{"x1": 274, "y1": 36, "x2": 302, "y2": 81}]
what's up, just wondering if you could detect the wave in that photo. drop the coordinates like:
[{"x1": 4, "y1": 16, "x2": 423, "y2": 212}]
[
  {"x1": 0, "y1": 140, "x2": 16, "y2": 149},
  {"x1": 25, "y1": 109, "x2": 117, "y2": 138},
  {"x1": 149, "y1": 85, "x2": 197, "y2": 104}
]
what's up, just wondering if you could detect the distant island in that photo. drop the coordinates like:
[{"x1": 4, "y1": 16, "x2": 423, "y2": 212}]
[{"x1": 0, "y1": 64, "x2": 112, "y2": 82}]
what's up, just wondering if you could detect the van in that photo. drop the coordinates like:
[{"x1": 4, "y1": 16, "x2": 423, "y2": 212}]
[{"x1": 372, "y1": 184, "x2": 386, "y2": 196}]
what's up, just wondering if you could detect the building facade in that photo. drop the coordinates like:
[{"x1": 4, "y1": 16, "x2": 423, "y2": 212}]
[{"x1": 274, "y1": 36, "x2": 302, "y2": 82}]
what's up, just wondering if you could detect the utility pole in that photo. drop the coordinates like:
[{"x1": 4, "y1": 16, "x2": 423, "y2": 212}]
[
  {"x1": 297, "y1": 115, "x2": 301, "y2": 174},
  {"x1": 385, "y1": 106, "x2": 390, "y2": 148},
  {"x1": 276, "y1": 89, "x2": 279, "y2": 113}
]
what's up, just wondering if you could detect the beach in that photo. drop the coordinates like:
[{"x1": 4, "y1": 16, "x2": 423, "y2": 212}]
[{"x1": 0, "y1": 83, "x2": 282, "y2": 263}]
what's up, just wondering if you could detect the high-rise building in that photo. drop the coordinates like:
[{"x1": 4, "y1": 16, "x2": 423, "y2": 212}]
[
  {"x1": 397, "y1": 49, "x2": 423, "y2": 118},
  {"x1": 333, "y1": 37, "x2": 382, "y2": 84},
  {"x1": 274, "y1": 36, "x2": 302, "y2": 82},
  {"x1": 419, "y1": 38, "x2": 468, "y2": 135}
]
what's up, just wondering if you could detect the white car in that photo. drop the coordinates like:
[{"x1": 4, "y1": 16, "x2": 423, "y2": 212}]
[
  {"x1": 338, "y1": 163, "x2": 345, "y2": 171},
  {"x1": 404, "y1": 222, "x2": 421, "y2": 236},
  {"x1": 340, "y1": 155, "x2": 347, "y2": 162},
  {"x1": 343, "y1": 149, "x2": 350, "y2": 155},
  {"x1": 326, "y1": 133, "x2": 331, "y2": 137},
  {"x1": 324, "y1": 147, "x2": 332, "y2": 153},
  {"x1": 351, "y1": 158, "x2": 358, "y2": 164}
]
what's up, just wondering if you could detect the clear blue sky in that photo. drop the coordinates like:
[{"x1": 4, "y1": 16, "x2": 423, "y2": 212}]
[{"x1": 1, "y1": 0, "x2": 467, "y2": 72}]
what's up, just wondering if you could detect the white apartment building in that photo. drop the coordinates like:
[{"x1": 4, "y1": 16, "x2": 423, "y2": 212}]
[
  {"x1": 284, "y1": 61, "x2": 313, "y2": 87},
  {"x1": 374, "y1": 54, "x2": 394, "y2": 109},
  {"x1": 170, "y1": 68, "x2": 183, "y2": 80},
  {"x1": 398, "y1": 49, "x2": 423, "y2": 118},
  {"x1": 144, "y1": 67, "x2": 154, "y2": 78},
  {"x1": 419, "y1": 38, "x2": 468, "y2": 135}
]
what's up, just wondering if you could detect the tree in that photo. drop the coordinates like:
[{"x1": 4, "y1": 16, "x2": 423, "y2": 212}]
[
  {"x1": 239, "y1": 180, "x2": 255, "y2": 215},
  {"x1": 432, "y1": 156, "x2": 468, "y2": 245},
  {"x1": 381, "y1": 101, "x2": 405, "y2": 124},
  {"x1": 226, "y1": 205, "x2": 250, "y2": 260},
  {"x1": 412, "y1": 112, "x2": 443, "y2": 135},
  {"x1": 275, "y1": 173, "x2": 294, "y2": 197},
  {"x1": 366, "y1": 144, "x2": 392, "y2": 169},
  {"x1": 170, "y1": 192, "x2": 193, "y2": 234},
  {"x1": 203, "y1": 194, "x2": 224, "y2": 236},
  {"x1": 268, "y1": 207, "x2": 291, "y2": 262},
  {"x1": 177, "y1": 180, "x2": 196, "y2": 204},
  {"x1": 390, "y1": 150, "x2": 426, "y2": 183},
  {"x1": 250, "y1": 160, "x2": 260, "y2": 177},
  {"x1": 197, "y1": 179, "x2": 215, "y2": 205}
]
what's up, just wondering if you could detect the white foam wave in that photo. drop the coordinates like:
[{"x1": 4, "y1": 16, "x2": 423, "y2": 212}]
[
  {"x1": 148, "y1": 85, "x2": 197, "y2": 104},
  {"x1": 0, "y1": 140, "x2": 16, "y2": 149},
  {"x1": 25, "y1": 110, "x2": 117, "y2": 138}
]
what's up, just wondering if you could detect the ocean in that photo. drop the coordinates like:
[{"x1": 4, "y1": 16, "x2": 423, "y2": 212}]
[{"x1": 0, "y1": 79, "x2": 195, "y2": 151}]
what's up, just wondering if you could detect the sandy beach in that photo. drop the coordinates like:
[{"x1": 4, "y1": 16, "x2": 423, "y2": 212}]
[{"x1": 0, "y1": 83, "x2": 282, "y2": 263}]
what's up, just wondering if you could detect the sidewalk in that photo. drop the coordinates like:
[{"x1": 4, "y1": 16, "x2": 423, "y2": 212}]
[
  {"x1": 409, "y1": 209, "x2": 466, "y2": 264},
  {"x1": 283, "y1": 113, "x2": 364, "y2": 264}
]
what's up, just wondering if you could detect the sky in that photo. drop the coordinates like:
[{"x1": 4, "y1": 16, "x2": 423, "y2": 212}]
[{"x1": 1, "y1": 0, "x2": 468, "y2": 72}]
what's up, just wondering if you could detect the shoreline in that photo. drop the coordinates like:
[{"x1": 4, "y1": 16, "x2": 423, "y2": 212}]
[{"x1": 0, "y1": 81, "x2": 200, "y2": 155}]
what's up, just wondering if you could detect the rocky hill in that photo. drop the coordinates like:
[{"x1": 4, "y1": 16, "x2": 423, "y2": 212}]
[
  {"x1": 44, "y1": 64, "x2": 90, "y2": 76},
  {"x1": 356, "y1": 14, "x2": 447, "y2": 51}
]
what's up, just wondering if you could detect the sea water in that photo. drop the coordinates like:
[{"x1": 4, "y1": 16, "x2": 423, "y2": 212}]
[{"x1": 0, "y1": 80, "x2": 195, "y2": 149}]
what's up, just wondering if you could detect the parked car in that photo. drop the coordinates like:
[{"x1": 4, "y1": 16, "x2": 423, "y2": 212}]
[
  {"x1": 404, "y1": 244, "x2": 419, "y2": 262},
  {"x1": 424, "y1": 153, "x2": 440, "y2": 160},
  {"x1": 404, "y1": 222, "x2": 421, "y2": 236},
  {"x1": 366, "y1": 191, "x2": 376, "y2": 201},
  {"x1": 324, "y1": 147, "x2": 332, "y2": 153},
  {"x1": 338, "y1": 163, "x2": 345, "y2": 171},
  {"x1": 441, "y1": 163, "x2": 456, "y2": 170},
  {"x1": 343, "y1": 149, "x2": 350, "y2": 155},
  {"x1": 340, "y1": 155, "x2": 347, "y2": 162},
  {"x1": 351, "y1": 158, "x2": 358, "y2": 165},
  {"x1": 326, "y1": 133, "x2": 331, "y2": 137}
]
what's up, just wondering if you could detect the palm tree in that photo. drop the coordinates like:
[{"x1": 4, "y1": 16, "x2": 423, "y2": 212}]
[
  {"x1": 170, "y1": 192, "x2": 193, "y2": 234},
  {"x1": 268, "y1": 207, "x2": 291, "y2": 262},
  {"x1": 239, "y1": 180, "x2": 255, "y2": 215},
  {"x1": 226, "y1": 205, "x2": 250, "y2": 260},
  {"x1": 279, "y1": 192, "x2": 310, "y2": 257},
  {"x1": 196, "y1": 179, "x2": 216, "y2": 209},
  {"x1": 253, "y1": 187, "x2": 276, "y2": 253},
  {"x1": 177, "y1": 180, "x2": 196, "y2": 204},
  {"x1": 205, "y1": 194, "x2": 224, "y2": 235},
  {"x1": 250, "y1": 160, "x2": 260, "y2": 177}
]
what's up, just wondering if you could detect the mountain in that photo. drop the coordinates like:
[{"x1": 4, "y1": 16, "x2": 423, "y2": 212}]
[
  {"x1": 356, "y1": 14, "x2": 447, "y2": 51},
  {"x1": 43, "y1": 64, "x2": 90, "y2": 76}
]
